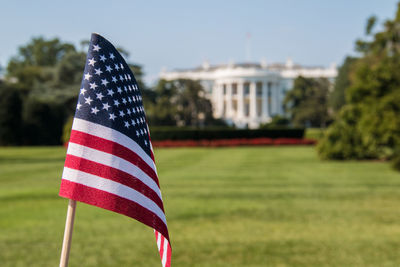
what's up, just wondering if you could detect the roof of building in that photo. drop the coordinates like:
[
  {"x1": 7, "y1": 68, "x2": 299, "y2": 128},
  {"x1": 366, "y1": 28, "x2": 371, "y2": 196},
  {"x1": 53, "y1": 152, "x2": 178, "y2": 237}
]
[{"x1": 171, "y1": 61, "x2": 328, "y2": 73}]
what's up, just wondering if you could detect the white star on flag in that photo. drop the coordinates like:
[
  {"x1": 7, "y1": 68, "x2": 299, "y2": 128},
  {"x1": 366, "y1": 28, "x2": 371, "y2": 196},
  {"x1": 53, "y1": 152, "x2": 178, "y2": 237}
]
[
  {"x1": 88, "y1": 58, "x2": 96, "y2": 66},
  {"x1": 84, "y1": 73, "x2": 92, "y2": 80},
  {"x1": 94, "y1": 68, "x2": 103, "y2": 75},
  {"x1": 93, "y1": 44, "x2": 101, "y2": 52},
  {"x1": 102, "y1": 103, "x2": 111, "y2": 110},
  {"x1": 107, "y1": 89, "x2": 114, "y2": 96},
  {"x1": 101, "y1": 79, "x2": 109, "y2": 86},
  {"x1": 91, "y1": 107, "x2": 99, "y2": 114},
  {"x1": 109, "y1": 113, "x2": 116, "y2": 120},
  {"x1": 84, "y1": 96, "x2": 93, "y2": 105},
  {"x1": 96, "y1": 93, "x2": 104, "y2": 100},
  {"x1": 89, "y1": 82, "x2": 98, "y2": 90}
]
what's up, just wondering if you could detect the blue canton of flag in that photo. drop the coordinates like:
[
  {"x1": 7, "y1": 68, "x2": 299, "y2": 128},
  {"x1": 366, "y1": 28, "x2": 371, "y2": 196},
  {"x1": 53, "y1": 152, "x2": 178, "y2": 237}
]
[{"x1": 76, "y1": 34, "x2": 151, "y2": 156}]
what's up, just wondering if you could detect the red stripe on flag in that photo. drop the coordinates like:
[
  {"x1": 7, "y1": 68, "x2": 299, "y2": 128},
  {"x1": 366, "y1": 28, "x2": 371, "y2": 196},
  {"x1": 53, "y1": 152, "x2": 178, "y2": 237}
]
[
  {"x1": 165, "y1": 243, "x2": 171, "y2": 267},
  {"x1": 59, "y1": 179, "x2": 170, "y2": 242},
  {"x1": 69, "y1": 130, "x2": 159, "y2": 186},
  {"x1": 64, "y1": 154, "x2": 164, "y2": 211}
]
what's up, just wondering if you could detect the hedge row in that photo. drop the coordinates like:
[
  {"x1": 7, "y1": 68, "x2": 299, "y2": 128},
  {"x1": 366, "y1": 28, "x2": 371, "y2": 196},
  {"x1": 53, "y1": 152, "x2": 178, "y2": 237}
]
[
  {"x1": 152, "y1": 138, "x2": 315, "y2": 147},
  {"x1": 149, "y1": 128, "x2": 305, "y2": 141}
]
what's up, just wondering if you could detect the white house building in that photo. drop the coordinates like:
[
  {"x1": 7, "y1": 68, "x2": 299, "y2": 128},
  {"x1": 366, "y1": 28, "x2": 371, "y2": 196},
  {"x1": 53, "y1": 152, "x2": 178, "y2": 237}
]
[{"x1": 160, "y1": 59, "x2": 337, "y2": 128}]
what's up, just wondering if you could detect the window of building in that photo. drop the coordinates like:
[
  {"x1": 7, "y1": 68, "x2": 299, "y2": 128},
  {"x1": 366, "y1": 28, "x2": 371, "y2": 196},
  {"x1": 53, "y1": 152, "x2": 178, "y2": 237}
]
[
  {"x1": 232, "y1": 100, "x2": 238, "y2": 112},
  {"x1": 256, "y1": 82, "x2": 262, "y2": 96},
  {"x1": 245, "y1": 102, "x2": 250, "y2": 117},
  {"x1": 267, "y1": 83, "x2": 272, "y2": 115},
  {"x1": 244, "y1": 82, "x2": 250, "y2": 95},
  {"x1": 223, "y1": 84, "x2": 226, "y2": 95},
  {"x1": 257, "y1": 99, "x2": 262, "y2": 116},
  {"x1": 232, "y1": 83, "x2": 238, "y2": 95}
]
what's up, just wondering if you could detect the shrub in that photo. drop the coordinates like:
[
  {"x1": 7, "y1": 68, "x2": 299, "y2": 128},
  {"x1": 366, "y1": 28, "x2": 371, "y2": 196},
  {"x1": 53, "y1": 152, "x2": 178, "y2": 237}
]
[
  {"x1": 318, "y1": 94, "x2": 400, "y2": 160},
  {"x1": 149, "y1": 127, "x2": 304, "y2": 141},
  {"x1": 317, "y1": 105, "x2": 365, "y2": 159},
  {"x1": 305, "y1": 128, "x2": 325, "y2": 141},
  {"x1": 152, "y1": 138, "x2": 315, "y2": 147},
  {"x1": 61, "y1": 122, "x2": 305, "y2": 145}
]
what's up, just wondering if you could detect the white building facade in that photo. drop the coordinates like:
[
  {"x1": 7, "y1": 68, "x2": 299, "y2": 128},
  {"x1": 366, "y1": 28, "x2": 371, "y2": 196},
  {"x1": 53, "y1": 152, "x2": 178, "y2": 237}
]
[{"x1": 160, "y1": 59, "x2": 337, "y2": 128}]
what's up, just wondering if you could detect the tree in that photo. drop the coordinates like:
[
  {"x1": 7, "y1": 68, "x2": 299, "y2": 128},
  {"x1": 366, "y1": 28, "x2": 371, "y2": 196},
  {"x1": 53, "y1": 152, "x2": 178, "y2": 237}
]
[
  {"x1": 148, "y1": 79, "x2": 224, "y2": 127},
  {"x1": 318, "y1": 4, "x2": 400, "y2": 162},
  {"x1": 7, "y1": 37, "x2": 76, "y2": 90},
  {"x1": 21, "y1": 96, "x2": 66, "y2": 145},
  {"x1": 3, "y1": 37, "x2": 85, "y2": 145},
  {"x1": 284, "y1": 76, "x2": 331, "y2": 127},
  {"x1": 329, "y1": 56, "x2": 357, "y2": 113},
  {"x1": 0, "y1": 84, "x2": 23, "y2": 145},
  {"x1": 174, "y1": 79, "x2": 215, "y2": 127},
  {"x1": 55, "y1": 51, "x2": 86, "y2": 86}
]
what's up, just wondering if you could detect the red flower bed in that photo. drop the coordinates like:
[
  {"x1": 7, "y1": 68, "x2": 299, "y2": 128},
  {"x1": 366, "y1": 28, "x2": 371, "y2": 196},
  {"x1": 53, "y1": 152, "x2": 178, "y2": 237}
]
[{"x1": 152, "y1": 138, "x2": 316, "y2": 148}]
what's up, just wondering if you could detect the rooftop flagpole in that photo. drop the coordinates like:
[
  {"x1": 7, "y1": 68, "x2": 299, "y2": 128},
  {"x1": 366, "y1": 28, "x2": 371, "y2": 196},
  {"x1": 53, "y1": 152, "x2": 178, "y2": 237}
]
[{"x1": 59, "y1": 199, "x2": 77, "y2": 267}]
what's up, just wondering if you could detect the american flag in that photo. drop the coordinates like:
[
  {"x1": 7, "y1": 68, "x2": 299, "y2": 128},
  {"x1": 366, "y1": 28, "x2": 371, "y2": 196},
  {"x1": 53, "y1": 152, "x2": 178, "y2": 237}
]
[{"x1": 59, "y1": 33, "x2": 171, "y2": 267}]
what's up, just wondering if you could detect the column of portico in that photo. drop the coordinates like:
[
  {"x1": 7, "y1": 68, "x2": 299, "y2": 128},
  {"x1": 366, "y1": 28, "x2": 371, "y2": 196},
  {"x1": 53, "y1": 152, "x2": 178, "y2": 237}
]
[
  {"x1": 261, "y1": 81, "x2": 269, "y2": 118},
  {"x1": 226, "y1": 82, "x2": 233, "y2": 118},
  {"x1": 271, "y1": 82, "x2": 277, "y2": 115},
  {"x1": 276, "y1": 86, "x2": 282, "y2": 115},
  {"x1": 276, "y1": 84, "x2": 282, "y2": 115},
  {"x1": 249, "y1": 81, "x2": 257, "y2": 119},
  {"x1": 215, "y1": 83, "x2": 224, "y2": 117},
  {"x1": 237, "y1": 81, "x2": 245, "y2": 119}
]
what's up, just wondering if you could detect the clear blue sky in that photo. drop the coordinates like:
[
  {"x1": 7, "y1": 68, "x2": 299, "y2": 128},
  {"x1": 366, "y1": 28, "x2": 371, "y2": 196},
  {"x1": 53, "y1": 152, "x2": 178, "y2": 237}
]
[{"x1": 0, "y1": 0, "x2": 398, "y2": 84}]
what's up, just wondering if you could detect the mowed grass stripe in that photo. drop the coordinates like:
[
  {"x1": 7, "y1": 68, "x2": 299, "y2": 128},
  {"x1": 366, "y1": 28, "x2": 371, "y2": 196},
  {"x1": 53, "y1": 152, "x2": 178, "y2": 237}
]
[{"x1": 1, "y1": 146, "x2": 400, "y2": 266}]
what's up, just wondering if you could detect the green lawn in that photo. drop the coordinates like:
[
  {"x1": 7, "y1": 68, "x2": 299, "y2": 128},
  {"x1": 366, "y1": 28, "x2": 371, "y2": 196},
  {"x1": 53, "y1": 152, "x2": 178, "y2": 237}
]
[{"x1": 1, "y1": 146, "x2": 400, "y2": 266}]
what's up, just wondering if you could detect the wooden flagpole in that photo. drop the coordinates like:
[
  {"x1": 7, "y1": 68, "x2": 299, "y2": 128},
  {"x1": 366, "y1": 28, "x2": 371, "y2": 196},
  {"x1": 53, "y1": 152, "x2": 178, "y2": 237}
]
[{"x1": 59, "y1": 199, "x2": 77, "y2": 267}]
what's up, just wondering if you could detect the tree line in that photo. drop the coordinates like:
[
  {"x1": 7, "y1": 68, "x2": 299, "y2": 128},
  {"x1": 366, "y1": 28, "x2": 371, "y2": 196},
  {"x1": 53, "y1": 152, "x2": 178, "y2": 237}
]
[{"x1": 0, "y1": 38, "x2": 223, "y2": 146}]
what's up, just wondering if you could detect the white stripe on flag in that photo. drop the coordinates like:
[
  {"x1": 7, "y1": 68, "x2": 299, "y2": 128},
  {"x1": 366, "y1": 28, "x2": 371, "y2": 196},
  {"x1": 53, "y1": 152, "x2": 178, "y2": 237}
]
[
  {"x1": 157, "y1": 231, "x2": 162, "y2": 249},
  {"x1": 72, "y1": 118, "x2": 157, "y2": 173},
  {"x1": 67, "y1": 142, "x2": 162, "y2": 199},
  {"x1": 162, "y1": 236, "x2": 168, "y2": 266},
  {"x1": 62, "y1": 167, "x2": 167, "y2": 225}
]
